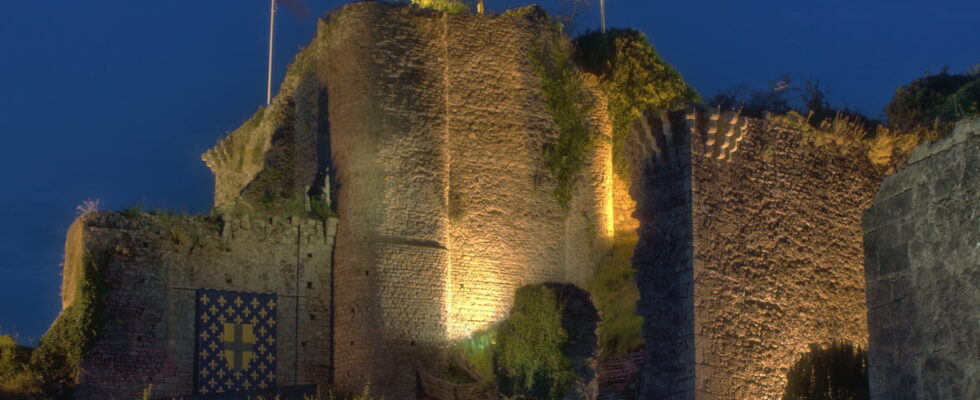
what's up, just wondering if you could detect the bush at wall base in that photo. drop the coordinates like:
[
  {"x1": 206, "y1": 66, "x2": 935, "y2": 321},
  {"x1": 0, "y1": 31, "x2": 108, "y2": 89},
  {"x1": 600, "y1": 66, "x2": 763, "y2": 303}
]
[{"x1": 782, "y1": 342, "x2": 869, "y2": 400}]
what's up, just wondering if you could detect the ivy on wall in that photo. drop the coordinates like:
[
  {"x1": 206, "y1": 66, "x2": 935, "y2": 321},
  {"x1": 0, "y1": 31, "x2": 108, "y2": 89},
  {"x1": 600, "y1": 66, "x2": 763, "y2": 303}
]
[
  {"x1": 23, "y1": 249, "x2": 111, "y2": 396},
  {"x1": 532, "y1": 21, "x2": 595, "y2": 209}
]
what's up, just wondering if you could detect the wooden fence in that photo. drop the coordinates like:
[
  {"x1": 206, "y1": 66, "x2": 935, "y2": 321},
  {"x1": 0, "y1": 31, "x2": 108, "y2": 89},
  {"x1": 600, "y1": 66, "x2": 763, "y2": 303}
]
[{"x1": 597, "y1": 351, "x2": 644, "y2": 391}]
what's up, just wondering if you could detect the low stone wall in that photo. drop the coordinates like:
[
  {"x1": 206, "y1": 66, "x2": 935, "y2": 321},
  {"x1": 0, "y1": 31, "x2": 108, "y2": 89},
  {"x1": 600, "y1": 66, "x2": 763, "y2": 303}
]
[
  {"x1": 863, "y1": 118, "x2": 980, "y2": 399},
  {"x1": 64, "y1": 212, "x2": 336, "y2": 399}
]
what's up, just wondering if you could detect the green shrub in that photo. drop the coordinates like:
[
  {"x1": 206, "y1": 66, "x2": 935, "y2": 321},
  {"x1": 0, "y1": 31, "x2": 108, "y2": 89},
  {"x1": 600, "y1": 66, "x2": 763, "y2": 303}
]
[
  {"x1": 451, "y1": 328, "x2": 497, "y2": 390},
  {"x1": 411, "y1": 0, "x2": 468, "y2": 13},
  {"x1": 494, "y1": 285, "x2": 575, "y2": 399},
  {"x1": 583, "y1": 235, "x2": 643, "y2": 356},
  {"x1": 885, "y1": 70, "x2": 976, "y2": 130},
  {"x1": 782, "y1": 342, "x2": 869, "y2": 400},
  {"x1": 937, "y1": 78, "x2": 980, "y2": 121},
  {"x1": 532, "y1": 21, "x2": 595, "y2": 209},
  {"x1": 0, "y1": 335, "x2": 40, "y2": 395},
  {"x1": 29, "y1": 250, "x2": 110, "y2": 393},
  {"x1": 574, "y1": 29, "x2": 700, "y2": 178}
]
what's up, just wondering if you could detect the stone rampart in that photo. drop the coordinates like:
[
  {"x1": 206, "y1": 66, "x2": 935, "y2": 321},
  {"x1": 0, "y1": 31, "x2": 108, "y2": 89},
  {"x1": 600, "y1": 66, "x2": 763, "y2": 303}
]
[
  {"x1": 862, "y1": 118, "x2": 979, "y2": 399},
  {"x1": 63, "y1": 212, "x2": 337, "y2": 399}
]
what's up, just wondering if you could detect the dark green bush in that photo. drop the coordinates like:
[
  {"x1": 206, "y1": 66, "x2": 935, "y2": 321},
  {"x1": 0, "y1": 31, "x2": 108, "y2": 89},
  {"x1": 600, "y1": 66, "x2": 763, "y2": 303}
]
[
  {"x1": 574, "y1": 28, "x2": 700, "y2": 178},
  {"x1": 0, "y1": 335, "x2": 40, "y2": 396},
  {"x1": 28, "y1": 250, "x2": 110, "y2": 395},
  {"x1": 782, "y1": 342, "x2": 869, "y2": 400},
  {"x1": 583, "y1": 235, "x2": 642, "y2": 356},
  {"x1": 885, "y1": 70, "x2": 976, "y2": 130},
  {"x1": 494, "y1": 285, "x2": 576, "y2": 399},
  {"x1": 937, "y1": 78, "x2": 980, "y2": 121}
]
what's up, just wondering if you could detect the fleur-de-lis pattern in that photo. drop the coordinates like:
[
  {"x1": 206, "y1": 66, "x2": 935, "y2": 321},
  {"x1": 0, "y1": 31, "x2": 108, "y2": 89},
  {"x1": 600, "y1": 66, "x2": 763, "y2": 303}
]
[{"x1": 196, "y1": 289, "x2": 277, "y2": 394}]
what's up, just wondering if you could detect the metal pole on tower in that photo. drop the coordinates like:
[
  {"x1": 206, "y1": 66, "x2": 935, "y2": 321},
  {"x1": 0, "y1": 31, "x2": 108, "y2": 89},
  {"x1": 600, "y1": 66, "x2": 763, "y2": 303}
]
[
  {"x1": 267, "y1": 0, "x2": 277, "y2": 105},
  {"x1": 600, "y1": 0, "x2": 606, "y2": 33}
]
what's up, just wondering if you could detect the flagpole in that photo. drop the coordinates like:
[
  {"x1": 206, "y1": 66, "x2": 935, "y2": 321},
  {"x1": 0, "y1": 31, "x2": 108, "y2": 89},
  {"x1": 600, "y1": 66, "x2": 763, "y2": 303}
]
[
  {"x1": 267, "y1": 0, "x2": 276, "y2": 105},
  {"x1": 600, "y1": 0, "x2": 606, "y2": 33}
]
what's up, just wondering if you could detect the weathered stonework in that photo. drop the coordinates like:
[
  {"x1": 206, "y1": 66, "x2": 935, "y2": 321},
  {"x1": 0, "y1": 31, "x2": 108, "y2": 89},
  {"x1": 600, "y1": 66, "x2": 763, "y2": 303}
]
[
  {"x1": 863, "y1": 118, "x2": 980, "y2": 400},
  {"x1": 633, "y1": 111, "x2": 882, "y2": 399},
  {"x1": 314, "y1": 3, "x2": 615, "y2": 397},
  {"x1": 63, "y1": 212, "x2": 337, "y2": 399}
]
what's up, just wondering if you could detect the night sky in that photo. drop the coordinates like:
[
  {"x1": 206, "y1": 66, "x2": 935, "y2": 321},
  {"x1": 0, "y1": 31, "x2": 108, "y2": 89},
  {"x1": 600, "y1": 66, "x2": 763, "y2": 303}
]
[{"x1": 1, "y1": 0, "x2": 977, "y2": 344}]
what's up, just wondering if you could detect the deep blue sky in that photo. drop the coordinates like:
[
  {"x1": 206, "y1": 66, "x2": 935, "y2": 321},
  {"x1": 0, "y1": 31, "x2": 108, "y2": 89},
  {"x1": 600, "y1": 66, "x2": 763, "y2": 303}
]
[{"x1": 1, "y1": 0, "x2": 977, "y2": 344}]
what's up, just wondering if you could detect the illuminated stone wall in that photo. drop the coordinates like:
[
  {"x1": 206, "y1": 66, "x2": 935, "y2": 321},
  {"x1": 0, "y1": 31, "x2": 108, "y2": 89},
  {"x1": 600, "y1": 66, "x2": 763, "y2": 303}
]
[
  {"x1": 316, "y1": 3, "x2": 614, "y2": 397},
  {"x1": 61, "y1": 212, "x2": 336, "y2": 399},
  {"x1": 612, "y1": 173, "x2": 639, "y2": 236},
  {"x1": 863, "y1": 118, "x2": 980, "y2": 400},
  {"x1": 634, "y1": 111, "x2": 881, "y2": 399}
]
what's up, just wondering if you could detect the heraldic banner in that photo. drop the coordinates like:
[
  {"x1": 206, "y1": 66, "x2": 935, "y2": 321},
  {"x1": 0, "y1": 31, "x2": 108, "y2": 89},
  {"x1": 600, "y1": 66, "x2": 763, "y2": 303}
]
[{"x1": 195, "y1": 289, "x2": 278, "y2": 394}]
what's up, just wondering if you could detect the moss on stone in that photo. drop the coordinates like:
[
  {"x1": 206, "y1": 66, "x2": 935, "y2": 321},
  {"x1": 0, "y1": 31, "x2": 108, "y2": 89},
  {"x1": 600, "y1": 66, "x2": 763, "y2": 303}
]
[{"x1": 410, "y1": 0, "x2": 469, "y2": 14}]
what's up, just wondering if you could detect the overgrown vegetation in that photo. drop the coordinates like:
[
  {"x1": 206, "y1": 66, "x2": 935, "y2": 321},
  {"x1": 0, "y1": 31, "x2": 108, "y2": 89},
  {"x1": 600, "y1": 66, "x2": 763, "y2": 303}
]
[
  {"x1": 712, "y1": 71, "x2": 975, "y2": 171},
  {"x1": 886, "y1": 69, "x2": 979, "y2": 131},
  {"x1": 494, "y1": 285, "x2": 576, "y2": 399},
  {"x1": 532, "y1": 21, "x2": 595, "y2": 209},
  {"x1": 0, "y1": 334, "x2": 40, "y2": 397},
  {"x1": 0, "y1": 250, "x2": 114, "y2": 398},
  {"x1": 574, "y1": 28, "x2": 700, "y2": 178},
  {"x1": 450, "y1": 328, "x2": 497, "y2": 390},
  {"x1": 410, "y1": 0, "x2": 468, "y2": 13},
  {"x1": 583, "y1": 234, "x2": 642, "y2": 356},
  {"x1": 936, "y1": 77, "x2": 980, "y2": 122},
  {"x1": 768, "y1": 110, "x2": 932, "y2": 170},
  {"x1": 782, "y1": 342, "x2": 869, "y2": 400}
]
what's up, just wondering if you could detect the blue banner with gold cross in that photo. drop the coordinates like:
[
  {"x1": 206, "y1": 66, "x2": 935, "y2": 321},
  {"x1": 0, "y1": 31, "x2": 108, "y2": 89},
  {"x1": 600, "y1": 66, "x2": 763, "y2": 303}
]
[{"x1": 195, "y1": 289, "x2": 277, "y2": 394}]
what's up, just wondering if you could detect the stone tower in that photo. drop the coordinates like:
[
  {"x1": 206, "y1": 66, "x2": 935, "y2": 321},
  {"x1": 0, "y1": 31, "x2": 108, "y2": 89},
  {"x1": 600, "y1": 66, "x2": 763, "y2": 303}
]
[
  {"x1": 314, "y1": 3, "x2": 614, "y2": 397},
  {"x1": 630, "y1": 110, "x2": 881, "y2": 399}
]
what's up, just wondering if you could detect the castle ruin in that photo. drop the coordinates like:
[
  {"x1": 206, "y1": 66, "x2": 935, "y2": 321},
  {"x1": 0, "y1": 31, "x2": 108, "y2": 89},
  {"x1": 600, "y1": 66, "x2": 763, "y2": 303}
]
[{"x1": 38, "y1": 2, "x2": 963, "y2": 399}]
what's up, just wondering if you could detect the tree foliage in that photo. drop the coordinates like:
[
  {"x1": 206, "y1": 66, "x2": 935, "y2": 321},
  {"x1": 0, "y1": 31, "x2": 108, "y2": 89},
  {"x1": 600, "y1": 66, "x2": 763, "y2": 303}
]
[
  {"x1": 574, "y1": 28, "x2": 700, "y2": 178},
  {"x1": 885, "y1": 70, "x2": 977, "y2": 130},
  {"x1": 783, "y1": 343, "x2": 869, "y2": 400},
  {"x1": 936, "y1": 78, "x2": 980, "y2": 121},
  {"x1": 494, "y1": 285, "x2": 576, "y2": 399}
]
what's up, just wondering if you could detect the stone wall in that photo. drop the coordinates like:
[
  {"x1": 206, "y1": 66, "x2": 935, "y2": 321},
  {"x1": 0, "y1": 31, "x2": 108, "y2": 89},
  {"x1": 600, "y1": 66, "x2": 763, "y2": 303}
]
[
  {"x1": 314, "y1": 3, "x2": 614, "y2": 397},
  {"x1": 634, "y1": 111, "x2": 882, "y2": 399},
  {"x1": 862, "y1": 118, "x2": 980, "y2": 400},
  {"x1": 202, "y1": 46, "x2": 329, "y2": 210},
  {"x1": 612, "y1": 174, "x2": 639, "y2": 236},
  {"x1": 64, "y1": 211, "x2": 337, "y2": 399}
]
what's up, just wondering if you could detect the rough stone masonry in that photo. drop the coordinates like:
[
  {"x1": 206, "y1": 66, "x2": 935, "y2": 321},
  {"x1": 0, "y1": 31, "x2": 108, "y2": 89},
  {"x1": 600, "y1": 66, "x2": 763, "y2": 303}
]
[
  {"x1": 46, "y1": 1, "x2": 954, "y2": 399},
  {"x1": 314, "y1": 3, "x2": 615, "y2": 397},
  {"x1": 64, "y1": 212, "x2": 338, "y2": 399},
  {"x1": 56, "y1": 2, "x2": 621, "y2": 399},
  {"x1": 632, "y1": 110, "x2": 882, "y2": 400},
  {"x1": 863, "y1": 117, "x2": 980, "y2": 400}
]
